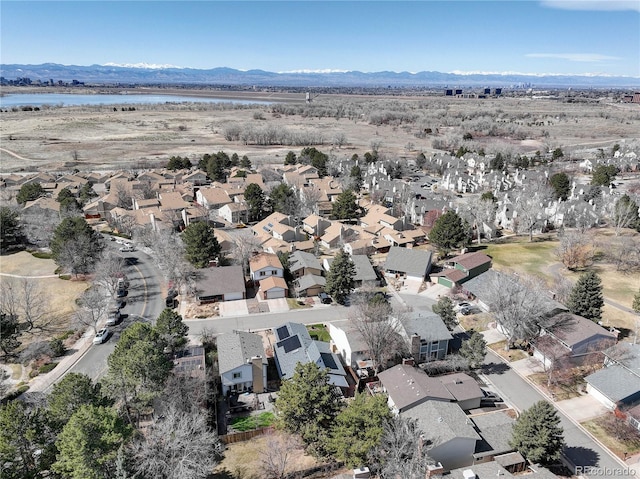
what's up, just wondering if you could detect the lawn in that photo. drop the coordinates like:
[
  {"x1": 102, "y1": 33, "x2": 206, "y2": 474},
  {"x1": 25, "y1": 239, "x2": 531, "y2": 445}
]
[
  {"x1": 287, "y1": 298, "x2": 311, "y2": 310},
  {"x1": 582, "y1": 414, "x2": 640, "y2": 459},
  {"x1": 230, "y1": 412, "x2": 275, "y2": 432},
  {"x1": 307, "y1": 324, "x2": 331, "y2": 342},
  {"x1": 482, "y1": 237, "x2": 559, "y2": 280},
  {"x1": 488, "y1": 340, "x2": 529, "y2": 362},
  {"x1": 528, "y1": 372, "x2": 581, "y2": 401},
  {"x1": 457, "y1": 312, "x2": 493, "y2": 332}
]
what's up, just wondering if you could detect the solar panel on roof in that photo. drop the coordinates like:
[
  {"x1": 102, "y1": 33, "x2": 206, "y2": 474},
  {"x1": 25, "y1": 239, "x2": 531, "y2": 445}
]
[
  {"x1": 278, "y1": 335, "x2": 301, "y2": 353},
  {"x1": 276, "y1": 326, "x2": 290, "y2": 340},
  {"x1": 320, "y1": 352, "x2": 338, "y2": 370}
]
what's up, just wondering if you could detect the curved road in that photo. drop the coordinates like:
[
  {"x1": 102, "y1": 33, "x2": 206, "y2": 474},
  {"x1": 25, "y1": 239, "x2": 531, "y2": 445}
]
[{"x1": 68, "y1": 245, "x2": 166, "y2": 380}]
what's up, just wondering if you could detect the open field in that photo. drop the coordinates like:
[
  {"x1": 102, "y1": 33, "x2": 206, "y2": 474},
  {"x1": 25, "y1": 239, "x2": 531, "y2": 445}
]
[{"x1": 1, "y1": 87, "x2": 639, "y2": 174}]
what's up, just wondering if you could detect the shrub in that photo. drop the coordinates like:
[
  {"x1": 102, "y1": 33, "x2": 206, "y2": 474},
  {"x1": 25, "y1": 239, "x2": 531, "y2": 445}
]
[
  {"x1": 50, "y1": 338, "x2": 66, "y2": 357},
  {"x1": 38, "y1": 363, "x2": 57, "y2": 374}
]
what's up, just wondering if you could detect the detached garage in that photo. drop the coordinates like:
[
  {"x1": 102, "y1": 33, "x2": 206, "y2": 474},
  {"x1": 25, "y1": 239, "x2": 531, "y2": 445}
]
[{"x1": 260, "y1": 276, "x2": 288, "y2": 299}]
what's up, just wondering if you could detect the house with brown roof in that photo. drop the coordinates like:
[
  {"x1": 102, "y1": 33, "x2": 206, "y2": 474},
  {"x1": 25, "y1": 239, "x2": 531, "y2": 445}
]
[
  {"x1": 302, "y1": 214, "x2": 331, "y2": 237},
  {"x1": 249, "y1": 253, "x2": 284, "y2": 283},
  {"x1": 182, "y1": 170, "x2": 209, "y2": 186},
  {"x1": 195, "y1": 187, "x2": 232, "y2": 210},
  {"x1": 434, "y1": 251, "x2": 492, "y2": 288},
  {"x1": 258, "y1": 275, "x2": 288, "y2": 299}
]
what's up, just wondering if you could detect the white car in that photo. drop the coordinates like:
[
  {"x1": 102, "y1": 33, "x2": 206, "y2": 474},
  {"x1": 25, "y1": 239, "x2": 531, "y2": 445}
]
[
  {"x1": 93, "y1": 328, "x2": 109, "y2": 344},
  {"x1": 119, "y1": 245, "x2": 135, "y2": 252}
]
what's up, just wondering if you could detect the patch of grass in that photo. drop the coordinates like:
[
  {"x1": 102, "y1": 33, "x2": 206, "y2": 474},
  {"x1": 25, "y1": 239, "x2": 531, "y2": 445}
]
[
  {"x1": 8, "y1": 363, "x2": 22, "y2": 380},
  {"x1": 230, "y1": 412, "x2": 275, "y2": 432},
  {"x1": 488, "y1": 340, "x2": 528, "y2": 362},
  {"x1": 287, "y1": 298, "x2": 310, "y2": 310},
  {"x1": 59, "y1": 274, "x2": 71, "y2": 280},
  {"x1": 582, "y1": 414, "x2": 640, "y2": 459},
  {"x1": 58, "y1": 330, "x2": 75, "y2": 341},
  {"x1": 38, "y1": 363, "x2": 57, "y2": 374},
  {"x1": 483, "y1": 240, "x2": 559, "y2": 279},
  {"x1": 307, "y1": 324, "x2": 331, "y2": 342},
  {"x1": 457, "y1": 312, "x2": 492, "y2": 332},
  {"x1": 30, "y1": 251, "x2": 53, "y2": 259}
]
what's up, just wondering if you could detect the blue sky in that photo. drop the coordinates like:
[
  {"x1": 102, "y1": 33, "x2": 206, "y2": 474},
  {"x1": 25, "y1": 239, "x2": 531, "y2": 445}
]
[{"x1": 1, "y1": 1, "x2": 639, "y2": 77}]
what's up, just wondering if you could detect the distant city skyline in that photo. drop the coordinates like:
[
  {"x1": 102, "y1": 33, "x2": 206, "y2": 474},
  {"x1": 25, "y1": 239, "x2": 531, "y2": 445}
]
[{"x1": 1, "y1": 1, "x2": 639, "y2": 78}]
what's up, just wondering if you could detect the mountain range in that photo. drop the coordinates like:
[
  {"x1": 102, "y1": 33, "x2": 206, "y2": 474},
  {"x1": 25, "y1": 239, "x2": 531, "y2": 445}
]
[{"x1": 2, "y1": 63, "x2": 639, "y2": 89}]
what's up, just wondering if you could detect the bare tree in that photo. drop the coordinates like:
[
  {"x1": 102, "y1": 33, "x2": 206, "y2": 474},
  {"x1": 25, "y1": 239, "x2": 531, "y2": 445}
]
[
  {"x1": 0, "y1": 278, "x2": 20, "y2": 325},
  {"x1": 461, "y1": 197, "x2": 497, "y2": 244},
  {"x1": 533, "y1": 334, "x2": 571, "y2": 388},
  {"x1": 73, "y1": 287, "x2": 109, "y2": 333},
  {"x1": 259, "y1": 431, "x2": 303, "y2": 479},
  {"x1": 231, "y1": 233, "x2": 262, "y2": 274},
  {"x1": 299, "y1": 186, "x2": 322, "y2": 217},
  {"x1": 21, "y1": 208, "x2": 60, "y2": 247},
  {"x1": 136, "y1": 180, "x2": 157, "y2": 200},
  {"x1": 512, "y1": 184, "x2": 554, "y2": 242},
  {"x1": 111, "y1": 181, "x2": 133, "y2": 209},
  {"x1": 20, "y1": 279, "x2": 52, "y2": 331},
  {"x1": 481, "y1": 271, "x2": 572, "y2": 350},
  {"x1": 555, "y1": 230, "x2": 594, "y2": 271},
  {"x1": 129, "y1": 405, "x2": 223, "y2": 479},
  {"x1": 607, "y1": 195, "x2": 640, "y2": 236},
  {"x1": 350, "y1": 298, "x2": 405, "y2": 373},
  {"x1": 371, "y1": 415, "x2": 435, "y2": 479},
  {"x1": 93, "y1": 251, "x2": 127, "y2": 298}
]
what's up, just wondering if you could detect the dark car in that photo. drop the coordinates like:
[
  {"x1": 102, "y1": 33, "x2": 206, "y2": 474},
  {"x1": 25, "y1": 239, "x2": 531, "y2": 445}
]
[{"x1": 318, "y1": 292, "x2": 332, "y2": 304}]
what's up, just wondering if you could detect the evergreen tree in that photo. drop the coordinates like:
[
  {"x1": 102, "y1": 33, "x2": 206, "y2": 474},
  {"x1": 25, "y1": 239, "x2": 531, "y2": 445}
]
[
  {"x1": 549, "y1": 172, "x2": 571, "y2": 201},
  {"x1": 155, "y1": 308, "x2": 189, "y2": 354},
  {"x1": 567, "y1": 271, "x2": 604, "y2": 322},
  {"x1": 327, "y1": 393, "x2": 391, "y2": 467},
  {"x1": 551, "y1": 148, "x2": 564, "y2": 161},
  {"x1": 181, "y1": 222, "x2": 220, "y2": 268},
  {"x1": 331, "y1": 189, "x2": 360, "y2": 220},
  {"x1": 47, "y1": 373, "x2": 110, "y2": 431},
  {"x1": 240, "y1": 155, "x2": 252, "y2": 169},
  {"x1": 244, "y1": 183, "x2": 265, "y2": 221},
  {"x1": 509, "y1": 401, "x2": 565, "y2": 465},
  {"x1": 0, "y1": 312, "x2": 21, "y2": 357},
  {"x1": 16, "y1": 182, "x2": 45, "y2": 205},
  {"x1": 325, "y1": 250, "x2": 356, "y2": 305},
  {"x1": 349, "y1": 165, "x2": 363, "y2": 192},
  {"x1": 0, "y1": 206, "x2": 23, "y2": 253},
  {"x1": 428, "y1": 210, "x2": 469, "y2": 256},
  {"x1": 459, "y1": 330, "x2": 487, "y2": 368},
  {"x1": 431, "y1": 296, "x2": 457, "y2": 331},
  {"x1": 591, "y1": 164, "x2": 618, "y2": 187},
  {"x1": 275, "y1": 362, "x2": 342, "y2": 454},
  {"x1": 269, "y1": 183, "x2": 298, "y2": 215},
  {"x1": 53, "y1": 405, "x2": 133, "y2": 479},
  {"x1": 50, "y1": 217, "x2": 104, "y2": 275},
  {"x1": 284, "y1": 151, "x2": 297, "y2": 165}
]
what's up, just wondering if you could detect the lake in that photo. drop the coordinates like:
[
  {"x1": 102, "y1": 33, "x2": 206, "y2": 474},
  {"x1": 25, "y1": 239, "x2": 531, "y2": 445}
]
[{"x1": 0, "y1": 93, "x2": 270, "y2": 108}]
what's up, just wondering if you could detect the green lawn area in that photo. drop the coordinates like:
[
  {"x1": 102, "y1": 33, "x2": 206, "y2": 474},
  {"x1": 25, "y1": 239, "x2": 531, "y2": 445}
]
[
  {"x1": 287, "y1": 298, "x2": 311, "y2": 310},
  {"x1": 481, "y1": 239, "x2": 559, "y2": 280},
  {"x1": 230, "y1": 412, "x2": 275, "y2": 432},
  {"x1": 307, "y1": 324, "x2": 331, "y2": 342}
]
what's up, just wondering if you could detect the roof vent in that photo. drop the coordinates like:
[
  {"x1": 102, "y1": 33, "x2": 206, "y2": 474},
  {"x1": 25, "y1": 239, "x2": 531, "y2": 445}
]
[
  {"x1": 463, "y1": 469, "x2": 476, "y2": 479},
  {"x1": 437, "y1": 417, "x2": 443, "y2": 423}
]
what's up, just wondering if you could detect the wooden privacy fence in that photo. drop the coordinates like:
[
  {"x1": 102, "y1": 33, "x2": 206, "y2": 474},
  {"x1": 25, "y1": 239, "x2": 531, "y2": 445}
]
[{"x1": 220, "y1": 426, "x2": 274, "y2": 444}]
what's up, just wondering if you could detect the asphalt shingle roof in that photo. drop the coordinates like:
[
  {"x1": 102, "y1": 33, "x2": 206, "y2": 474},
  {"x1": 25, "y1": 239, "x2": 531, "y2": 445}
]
[
  {"x1": 217, "y1": 331, "x2": 266, "y2": 375},
  {"x1": 384, "y1": 246, "x2": 432, "y2": 278},
  {"x1": 585, "y1": 365, "x2": 640, "y2": 402},
  {"x1": 401, "y1": 400, "x2": 481, "y2": 444}
]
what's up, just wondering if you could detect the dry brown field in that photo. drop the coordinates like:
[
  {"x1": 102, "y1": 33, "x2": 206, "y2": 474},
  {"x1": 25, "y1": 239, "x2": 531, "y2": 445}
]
[{"x1": 1, "y1": 87, "x2": 639, "y2": 174}]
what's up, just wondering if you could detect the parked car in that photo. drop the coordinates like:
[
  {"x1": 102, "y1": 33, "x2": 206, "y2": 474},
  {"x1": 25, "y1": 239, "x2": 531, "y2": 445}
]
[
  {"x1": 93, "y1": 328, "x2": 109, "y2": 344},
  {"x1": 106, "y1": 310, "x2": 121, "y2": 326},
  {"x1": 116, "y1": 287, "x2": 127, "y2": 298},
  {"x1": 318, "y1": 292, "x2": 332, "y2": 304},
  {"x1": 454, "y1": 301, "x2": 472, "y2": 311},
  {"x1": 481, "y1": 389, "x2": 503, "y2": 403},
  {"x1": 119, "y1": 245, "x2": 135, "y2": 252}
]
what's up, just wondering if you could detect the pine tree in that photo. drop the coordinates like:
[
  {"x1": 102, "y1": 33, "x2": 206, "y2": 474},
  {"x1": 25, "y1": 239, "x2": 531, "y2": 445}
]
[
  {"x1": 428, "y1": 210, "x2": 469, "y2": 256},
  {"x1": 510, "y1": 401, "x2": 565, "y2": 465},
  {"x1": 331, "y1": 189, "x2": 360, "y2": 220},
  {"x1": 181, "y1": 222, "x2": 221, "y2": 268},
  {"x1": 567, "y1": 271, "x2": 604, "y2": 322},
  {"x1": 432, "y1": 296, "x2": 457, "y2": 331},
  {"x1": 459, "y1": 330, "x2": 487, "y2": 368},
  {"x1": 325, "y1": 250, "x2": 356, "y2": 305}
]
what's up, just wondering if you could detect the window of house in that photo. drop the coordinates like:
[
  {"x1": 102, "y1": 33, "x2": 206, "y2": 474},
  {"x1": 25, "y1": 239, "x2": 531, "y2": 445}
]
[
  {"x1": 272, "y1": 270, "x2": 276, "y2": 275},
  {"x1": 260, "y1": 271, "x2": 266, "y2": 276},
  {"x1": 233, "y1": 372, "x2": 241, "y2": 379}
]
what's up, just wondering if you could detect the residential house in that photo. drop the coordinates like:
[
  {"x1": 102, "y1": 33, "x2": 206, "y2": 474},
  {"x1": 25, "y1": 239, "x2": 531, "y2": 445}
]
[
  {"x1": 323, "y1": 255, "x2": 378, "y2": 289},
  {"x1": 301, "y1": 214, "x2": 331, "y2": 238},
  {"x1": 328, "y1": 319, "x2": 371, "y2": 371},
  {"x1": 585, "y1": 342, "x2": 640, "y2": 410},
  {"x1": 401, "y1": 400, "x2": 481, "y2": 471},
  {"x1": 533, "y1": 313, "x2": 618, "y2": 369},
  {"x1": 217, "y1": 330, "x2": 267, "y2": 395},
  {"x1": 383, "y1": 246, "x2": 432, "y2": 281},
  {"x1": 249, "y1": 253, "x2": 284, "y2": 283},
  {"x1": 272, "y1": 322, "x2": 348, "y2": 388},
  {"x1": 172, "y1": 346, "x2": 206, "y2": 381},
  {"x1": 434, "y1": 251, "x2": 492, "y2": 288},
  {"x1": 183, "y1": 169, "x2": 209, "y2": 186},
  {"x1": 439, "y1": 372, "x2": 484, "y2": 411},
  {"x1": 294, "y1": 274, "x2": 326, "y2": 297},
  {"x1": 195, "y1": 187, "x2": 232, "y2": 210},
  {"x1": 320, "y1": 222, "x2": 353, "y2": 249},
  {"x1": 471, "y1": 411, "x2": 519, "y2": 466},
  {"x1": 396, "y1": 311, "x2": 453, "y2": 363},
  {"x1": 219, "y1": 202, "x2": 248, "y2": 225},
  {"x1": 289, "y1": 250, "x2": 323, "y2": 279},
  {"x1": 258, "y1": 275, "x2": 289, "y2": 300},
  {"x1": 195, "y1": 266, "x2": 246, "y2": 302},
  {"x1": 252, "y1": 212, "x2": 293, "y2": 239},
  {"x1": 376, "y1": 364, "x2": 455, "y2": 414}
]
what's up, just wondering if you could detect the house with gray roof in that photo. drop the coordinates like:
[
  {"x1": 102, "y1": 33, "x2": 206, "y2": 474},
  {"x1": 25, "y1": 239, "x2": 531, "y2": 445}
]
[
  {"x1": 294, "y1": 274, "x2": 326, "y2": 297},
  {"x1": 272, "y1": 322, "x2": 348, "y2": 388},
  {"x1": 195, "y1": 266, "x2": 246, "y2": 302},
  {"x1": 323, "y1": 254, "x2": 378, "y2": 289},
  {"x1": 396, "y1": 311, "x2": 452, "y2": 363},
  {"x1": 439, "y1": 372, "x2": 484, "y2": 410},
  {"x1": 471, "y1": 410, "x2": 517, "y2": 464},
  {"x1": 383, "y1": 246, "x2": 432, "y2": 281},
  {"x1": 585, "y1": 342, "x2": 640, "y2": 410},
  {"x1": 401, "y1": 400, "x2": 481, "y2": 471},
  {"x1": 289, "y1": 250, "x2": 323, "y2": 278},
  {"x1": 217, "y1": 330, "x2": 267, "y2": 395},
  {"x1": 376, "y1": 364, "x2": 455, "y2": 414}
]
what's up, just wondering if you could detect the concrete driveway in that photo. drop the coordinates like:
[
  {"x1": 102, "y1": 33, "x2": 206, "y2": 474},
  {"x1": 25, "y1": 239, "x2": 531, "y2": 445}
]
[
  {"x1": 218, "y1": 300, "x2": 249, "y2": 317},
  {"x1": 556, "y1": 395, "x2": 609, "y2": 423},
  {"x1": 265, "y1": 298, "x2": 289, "y2": 313}
]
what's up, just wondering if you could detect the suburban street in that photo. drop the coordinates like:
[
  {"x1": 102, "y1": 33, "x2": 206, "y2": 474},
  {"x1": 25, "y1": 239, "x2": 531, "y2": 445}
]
[
  {"x1": 482, "y1": 350, "x2": 626, "y2": 479},
  {"x1": 68, "y1": 244, "x2": 166, "y2": 381}
]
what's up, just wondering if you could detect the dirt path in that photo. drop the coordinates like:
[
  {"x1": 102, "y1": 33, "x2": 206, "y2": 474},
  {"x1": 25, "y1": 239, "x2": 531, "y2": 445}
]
[
  {"x1": 0, "y1": 272, "x2": 60, "y2": 279},
  {"x1": 0, "y1": 147, "x2": 37, "y2": 162}
]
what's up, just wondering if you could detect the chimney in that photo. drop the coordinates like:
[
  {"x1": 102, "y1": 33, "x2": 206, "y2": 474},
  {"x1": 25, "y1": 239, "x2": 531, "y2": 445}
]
[
  {"x1": 426, "y1": 463, "x2": 444, "y2": 477},
  {"x1": 410, "y1": 333, "x2": 421, "y2": 363},
  {"x1": 251, "y1": 356, "x2": 264, "y2": 393},
  {"x1": 463, "y1": 469, "x2": 477, "y2": 479},
  {"x1": 402, "y1": 357, "x2": 415, "y2": 366}
]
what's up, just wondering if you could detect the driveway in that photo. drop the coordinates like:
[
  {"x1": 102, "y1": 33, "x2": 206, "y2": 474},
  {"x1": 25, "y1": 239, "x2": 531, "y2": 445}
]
[{"x1": 218, "y1": 300, "x2": 250, "y2": 317}]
